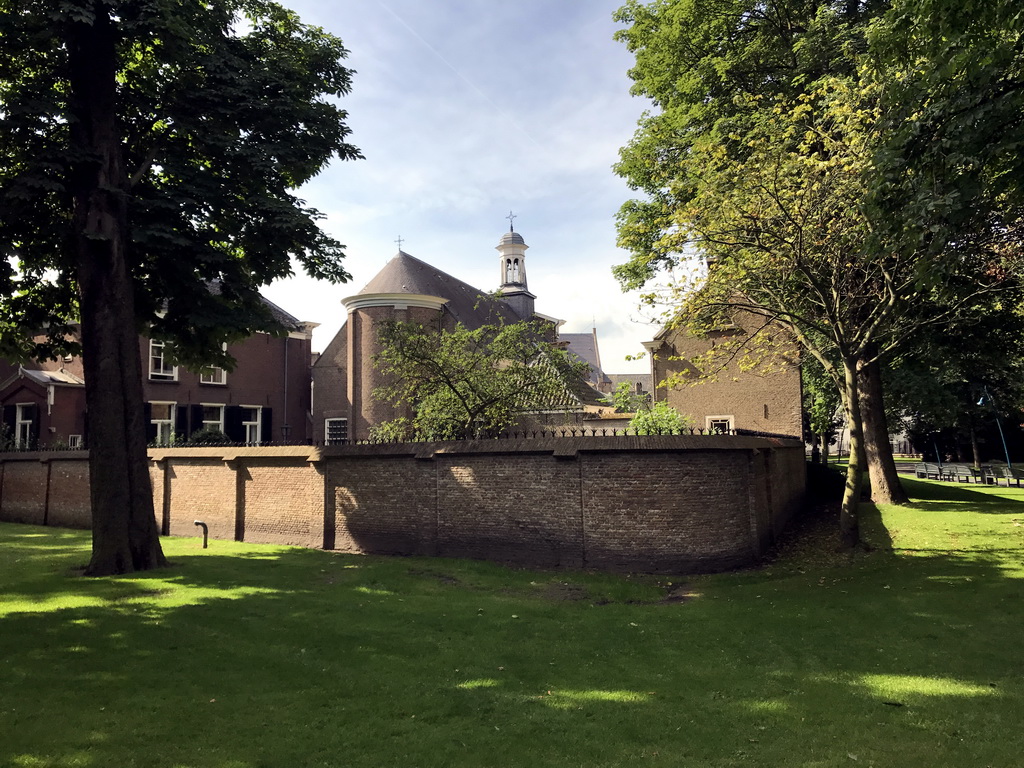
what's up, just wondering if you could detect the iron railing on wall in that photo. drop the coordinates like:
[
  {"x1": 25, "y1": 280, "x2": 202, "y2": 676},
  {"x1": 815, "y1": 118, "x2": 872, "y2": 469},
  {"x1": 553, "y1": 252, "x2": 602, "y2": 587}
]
[
  {"x1": 0, "y1": 427, "x2": 802, "y2": 454},
  {"x1": 320, "y1": 426, "x2": 802, "y2": 447}
]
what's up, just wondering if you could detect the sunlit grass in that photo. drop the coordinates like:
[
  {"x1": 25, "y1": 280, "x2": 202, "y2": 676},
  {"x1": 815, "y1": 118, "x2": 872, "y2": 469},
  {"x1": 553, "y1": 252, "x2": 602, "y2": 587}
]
[
  {"x1": 2, "y1": 475, "x2": 1023, "y2": 767},
  {"x1": 859, "y1": 674, "x2": 1000, "y2": 700}
]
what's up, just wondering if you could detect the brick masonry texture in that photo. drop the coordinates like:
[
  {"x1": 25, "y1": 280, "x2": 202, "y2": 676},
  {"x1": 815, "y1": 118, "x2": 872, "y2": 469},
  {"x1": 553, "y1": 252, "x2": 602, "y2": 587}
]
[
  {"x1": 436, "y1": 453, "x2": 584, "y2": 568},
  {"x1": 45, "y1": 459, "x2": 91, "y2": 528},
  {"x1": 0, "y1": 437, "x2": 806, "y2": 574},
  {"x1": 328, "y1": 455, "x2": 437, "y2": 556},
  {"x1": 652, "y1": 309, "x2": 803, "y2": 438},
  {"x1": 1, "y1": 459, "x2": 49, "y2": 525}
]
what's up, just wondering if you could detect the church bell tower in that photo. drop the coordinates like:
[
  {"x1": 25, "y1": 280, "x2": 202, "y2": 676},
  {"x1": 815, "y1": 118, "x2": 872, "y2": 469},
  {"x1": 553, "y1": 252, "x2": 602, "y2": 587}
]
[{"x1": 496, "y1": 214, "x2": 536, "y2": 320}]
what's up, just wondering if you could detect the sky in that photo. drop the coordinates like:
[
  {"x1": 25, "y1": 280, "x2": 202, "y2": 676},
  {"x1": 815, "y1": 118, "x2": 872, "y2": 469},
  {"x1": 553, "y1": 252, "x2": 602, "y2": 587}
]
[{"x1": 259, "y1": 0, "x2": 658, "y2": 373}]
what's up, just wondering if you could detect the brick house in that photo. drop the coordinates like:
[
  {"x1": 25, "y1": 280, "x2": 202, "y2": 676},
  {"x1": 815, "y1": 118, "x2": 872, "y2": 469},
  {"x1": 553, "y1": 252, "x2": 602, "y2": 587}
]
[
  {"x1": 313, "y1": 227, "x2": 606, "y2": 443},
  {"x1": 0, "y1": 296, "x2": 316, "y2": 447},
  {"x1": 643, "y1": 307, "x2": 803, "y2": 437}
]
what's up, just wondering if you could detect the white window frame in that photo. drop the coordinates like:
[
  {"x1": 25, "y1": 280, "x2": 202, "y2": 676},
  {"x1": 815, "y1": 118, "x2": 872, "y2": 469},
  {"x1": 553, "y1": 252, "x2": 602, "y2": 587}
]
[
  {"x1": 68, "y1": 434, "x2": 83, "y2": 449},
  {"x1": 149, "y1": 340, "x2": 178, "y2": 381},
  {"x1": 15, "y1": 403, "x2": 34, "y2": 447},
  {"x1": 706, "y1": 415, "x2": 734, "y2": 434},
  {"x1": 201, "y1": 403, "x2": 225, "y2": 433},
  {"x1": 199, "y1": 343, "x2": 228, "y2": 385},
  {"x1": 241, "y1": 405, "x2": 262, "y2": 445},
  {"x1": 325, "y1": 418, "x2": 348, "y2": 445},
  {"x1": 150, "y1": 401, "x2": 176, "y2": 445},
  {"x1": 200, "y1": 366, "x2": 227, "y2": 385}
]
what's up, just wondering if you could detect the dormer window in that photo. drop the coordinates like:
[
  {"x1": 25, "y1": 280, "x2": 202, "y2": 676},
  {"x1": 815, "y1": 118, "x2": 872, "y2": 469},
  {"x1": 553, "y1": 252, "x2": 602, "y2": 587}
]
[{"x1": 149, "y1": 340, "x2": 177, "y2": 381}]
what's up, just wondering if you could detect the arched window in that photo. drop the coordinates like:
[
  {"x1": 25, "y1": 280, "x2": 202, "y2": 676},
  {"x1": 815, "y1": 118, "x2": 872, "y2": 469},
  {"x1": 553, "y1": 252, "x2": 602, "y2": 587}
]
[
  {"x1": 512, "y1": 259, "x2": 520, "y2": 283},
  {"x1": 505, "y1": 258, "x2": 513, "y2": 283}
]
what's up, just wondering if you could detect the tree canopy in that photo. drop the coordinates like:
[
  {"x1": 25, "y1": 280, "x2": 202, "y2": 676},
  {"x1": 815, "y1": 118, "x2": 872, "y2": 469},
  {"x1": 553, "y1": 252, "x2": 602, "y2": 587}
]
[
  {"x1": 0, "y1": 0, "x2": 360, "y2": 574},
  {"x1": 0, "y1": 0, "x2": 360, "y2": 364},
  {"x1": 612, "y1": 0, "x2": 1024, "y2": 545},
  {"x1": 372, "y1": 319, "x2": 591, "y2": 441}
]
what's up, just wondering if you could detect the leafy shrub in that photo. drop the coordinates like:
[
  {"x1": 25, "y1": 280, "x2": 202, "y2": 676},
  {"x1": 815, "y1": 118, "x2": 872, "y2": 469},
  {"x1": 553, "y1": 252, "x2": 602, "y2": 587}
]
[{"x1": 186, "y1": 427, "x2": 231, "y2": 445}]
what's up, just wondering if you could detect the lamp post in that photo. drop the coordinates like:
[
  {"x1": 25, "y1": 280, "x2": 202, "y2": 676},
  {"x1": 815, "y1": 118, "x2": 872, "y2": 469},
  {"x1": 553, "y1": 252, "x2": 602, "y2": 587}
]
[{"x1": 978, "y1": 386, "x2": 1013, "y2": 470}]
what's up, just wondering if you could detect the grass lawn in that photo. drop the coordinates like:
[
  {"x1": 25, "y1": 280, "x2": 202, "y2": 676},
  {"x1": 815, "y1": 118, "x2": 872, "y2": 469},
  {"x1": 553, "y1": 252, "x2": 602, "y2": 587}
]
[{"x1": 2, "y1": 477, "x2": 1022, "y2": 768}]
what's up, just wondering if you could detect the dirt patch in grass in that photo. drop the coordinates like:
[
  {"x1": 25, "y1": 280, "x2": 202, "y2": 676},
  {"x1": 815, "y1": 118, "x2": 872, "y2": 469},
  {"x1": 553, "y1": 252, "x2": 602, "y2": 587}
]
[
  {"x1": 541, "y1": 581, "x2": 590, "y2": 602},
  {"x1": 406, "y1": 567, "x2": 463, "y2": 586}
]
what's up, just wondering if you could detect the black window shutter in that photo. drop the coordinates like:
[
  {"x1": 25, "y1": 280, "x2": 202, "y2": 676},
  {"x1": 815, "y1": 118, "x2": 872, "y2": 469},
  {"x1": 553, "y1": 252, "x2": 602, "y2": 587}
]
[
  {"x1": 144, "y1": 402, "x2": 157, "y2": 444},
  {"x1": 3, "y1": 404, "x2": 15, "y2": 439},
  {"x1": 261, "y1": 407, "x2": 272, "y2": 444},
  {"x1": 175, "y1": 406, "x2": 188, "y2": 440},
  {"x1": 224, "y1": 405, "x2": 244, "y2": 442},
  {"x1": 189, "y1": 404, "x2": 203, "y2": 438}
]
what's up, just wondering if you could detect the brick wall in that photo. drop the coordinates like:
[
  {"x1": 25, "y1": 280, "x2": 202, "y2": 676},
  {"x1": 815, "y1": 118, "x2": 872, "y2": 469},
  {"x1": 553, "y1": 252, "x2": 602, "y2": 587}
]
[
  {"x1": 45, "y1": 458, "x2": 91, "y2": 528},
  {"x1": 327, "y1": 454, "x2": 437, "y2": 555},
  {"x1": 0, "y1": 458, "x2": 50, "y2": 525},
  {"x1": 651, "y1": 309, "x2": 803, "y2": 437},
  {"x1": 435, "y1": 452, "x2": 584, "y2": 567},
  {"x1": 0, "y1": 436, "x2": 806, "y2": 574}
]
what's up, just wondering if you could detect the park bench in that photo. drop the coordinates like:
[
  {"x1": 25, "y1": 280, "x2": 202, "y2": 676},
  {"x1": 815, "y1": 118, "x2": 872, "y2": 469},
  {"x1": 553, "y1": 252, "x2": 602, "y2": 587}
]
[
  {"x1": 946, "y1": 464, "x2": 983, "y2": 483},
  {"x1": 917, "y1": 462, "x2": 946, "y2": 481},
  {"x1": 914, "y1": 462, "x2": 948, "y2": 480},
  {"x1": 993, "y1": 466, "x2": 1024, "y2": 487},
  {"x1": 912, "y1": 463, "x2": 984, "y2": 482}
]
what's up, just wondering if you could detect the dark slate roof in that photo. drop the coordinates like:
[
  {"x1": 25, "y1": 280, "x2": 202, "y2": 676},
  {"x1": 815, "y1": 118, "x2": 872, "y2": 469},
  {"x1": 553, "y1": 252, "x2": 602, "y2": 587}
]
[
  {"x1": 205, "y1": 280, "x2": 301, "y2": 330},
  {"x1": 358, "y1": 251, "x2": 521, "y2": 328},
  {"x1": 561, "y1": 332, "x2": 612, "y2": 387},
  {"x1": 570, "y1": 379, "x2": 612, "y2": 408},
  {"x1": 512, "y1": 354, "x2": 609, "y2": 412},
  {"x1": 258, "y1": 294, "x2": 302, "y2": 330}
]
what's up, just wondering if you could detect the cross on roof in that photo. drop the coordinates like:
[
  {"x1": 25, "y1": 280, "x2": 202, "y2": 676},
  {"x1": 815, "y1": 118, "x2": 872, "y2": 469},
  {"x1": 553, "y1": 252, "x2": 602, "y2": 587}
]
[
  {"x1": 506, "y1": 210, "x2": 517, "y2": 232},
  {"x1": 395, "y1": 235, "x2": 404, "y2": 250}
]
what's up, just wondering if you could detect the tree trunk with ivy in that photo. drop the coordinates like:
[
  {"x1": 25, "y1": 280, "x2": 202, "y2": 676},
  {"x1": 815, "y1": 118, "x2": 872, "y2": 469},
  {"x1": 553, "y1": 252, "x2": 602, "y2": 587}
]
[{"x1": 840, "y1": 359, "x2": 864, "y2": 548}]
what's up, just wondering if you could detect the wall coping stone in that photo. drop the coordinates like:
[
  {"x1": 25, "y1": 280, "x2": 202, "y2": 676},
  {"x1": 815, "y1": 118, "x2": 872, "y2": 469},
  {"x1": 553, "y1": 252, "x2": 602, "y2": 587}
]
[
  {"x1": 0, "y1": 450, "x2": 90, "y2": 463},
  {"x1": 147, "y1": 445, "x2": 321, "y2": 462}
]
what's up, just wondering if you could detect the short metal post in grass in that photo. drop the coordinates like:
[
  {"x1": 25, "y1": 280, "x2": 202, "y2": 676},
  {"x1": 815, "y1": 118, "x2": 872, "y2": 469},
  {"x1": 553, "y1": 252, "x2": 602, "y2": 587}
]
[{"x1": 194, "y1": 520, "x2": 209, "y2": 549}]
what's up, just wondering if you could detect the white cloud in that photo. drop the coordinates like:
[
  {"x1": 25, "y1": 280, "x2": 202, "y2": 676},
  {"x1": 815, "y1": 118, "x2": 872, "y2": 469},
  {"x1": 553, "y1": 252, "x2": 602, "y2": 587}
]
[{"x1": 264, "y1": 0, "x2": 655, "y2": 373}]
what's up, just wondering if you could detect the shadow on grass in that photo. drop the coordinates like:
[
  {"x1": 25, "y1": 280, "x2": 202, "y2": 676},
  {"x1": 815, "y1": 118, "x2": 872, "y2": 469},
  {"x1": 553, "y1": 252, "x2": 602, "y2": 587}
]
[
  {"x1": 859, "y1": 503, "x2": 894, "y2": 552},
  {"x1": 3, "y1": 518, "x2": 1024, "y2": 768},
  {"x1": 900, "y1": 476, "x2": 1024, "y2": 507}
]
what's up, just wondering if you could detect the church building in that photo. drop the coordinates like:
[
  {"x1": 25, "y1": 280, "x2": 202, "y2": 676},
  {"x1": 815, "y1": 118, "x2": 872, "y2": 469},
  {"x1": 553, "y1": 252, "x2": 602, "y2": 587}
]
[{"x1": 311, "y1": 226, "x2": 606, "y2": 443}]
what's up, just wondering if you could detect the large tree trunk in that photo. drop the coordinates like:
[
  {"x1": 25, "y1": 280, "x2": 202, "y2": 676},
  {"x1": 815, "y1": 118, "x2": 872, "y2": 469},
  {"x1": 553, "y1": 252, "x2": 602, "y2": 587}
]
[
  {"x1": 67, "y1": 6, "x2": 168, "y2": 576},
  {"x1": 858, "y1": 351, "x2": 909, "y2": 505},
  {"x1": 839, "y1": 359, "x2": 863, "y2": 548}
]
